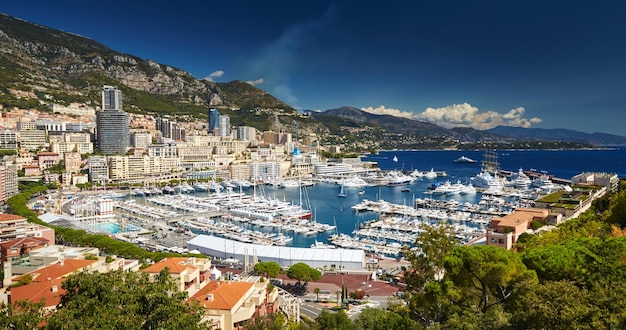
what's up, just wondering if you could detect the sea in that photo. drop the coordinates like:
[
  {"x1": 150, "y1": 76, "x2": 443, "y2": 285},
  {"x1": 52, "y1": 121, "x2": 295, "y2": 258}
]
[{"x1": 131, "y1": 147, "x2": 626, "y2": 249}]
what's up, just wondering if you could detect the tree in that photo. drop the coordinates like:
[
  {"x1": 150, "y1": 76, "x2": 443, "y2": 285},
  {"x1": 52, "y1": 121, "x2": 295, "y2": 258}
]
[
  {"x1": 404, "y1": 223, "x2": 459, "y2": 291},
  {"x1": 286, "y1": 263, "x2": 321, "y2": 283},
  {"x1": 314, "y1": 287, "x2": 320, "y2": 302},
  {"x1": 44, "y1": 269, "x2": 210, "y2": 329},
  {"x1": 353, "y1": 308, "x2": 420, "y2": 330},
  {"x1": 444, "y1": 245, "x2": 538, "y2": 314},
  {"x1": 314, "y1": 310, "x2": 353, "y2": 330},
  {"x1": 0, "y1": 300, "x2": 45, "y2": 329},
  {"x1": 254, "y1": 261, "x2": 281, "y2": 278},
  {"x1": 402, "y1": 223, "x2": 459, "y2": 325}
]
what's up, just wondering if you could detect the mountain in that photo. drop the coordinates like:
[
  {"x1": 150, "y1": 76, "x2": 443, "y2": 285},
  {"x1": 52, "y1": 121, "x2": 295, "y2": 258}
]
[
  {"x1": 320, "y1": 106, "x2": 456, "y2": 137},
  {"x1": 487, "y1": 126, "x2": 626, "y2": 146},
  {"x1": 0, "y1": 13, "x2": 298, "y2": 127}
]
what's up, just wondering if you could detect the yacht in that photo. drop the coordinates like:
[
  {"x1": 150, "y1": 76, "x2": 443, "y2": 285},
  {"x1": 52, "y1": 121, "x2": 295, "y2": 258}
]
[
  {"x1": 385, "y1": 170, "x2": 413, "y2": 186},
  {"x1": 311, "y1": 240, "x2": 336, "y2": 249},
  {"x1": 193, "y1": 182, "x2": 209, "y2": 192},
  {"x1": 424, "y1": 168, "x2": 438, "y2": 179},
  {"x1": 531, "y1": 174, "x2": 556, "y2": 190},
  {"x1": 453, "y1": 156, "x2": 477, "y2": 163},
  {"x1": 508, "y1": 168, "x2": 532, "y2": 189},
  {"x1": 340, "y1": 175, "x2": 369, "y2": 188},
  {"x1": 470, "y1": 172, "x2": 502, "y2": 190}
]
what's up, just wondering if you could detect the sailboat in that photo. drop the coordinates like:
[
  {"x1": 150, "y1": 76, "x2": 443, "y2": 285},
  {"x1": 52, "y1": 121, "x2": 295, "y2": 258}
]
[{"x1": 338, "y1": 184, "x2": 347, "y2": 197}]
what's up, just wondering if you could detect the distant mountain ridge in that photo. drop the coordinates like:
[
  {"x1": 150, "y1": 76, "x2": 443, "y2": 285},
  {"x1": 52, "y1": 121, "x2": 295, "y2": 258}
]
[
  {"x1": 321, "y1": 106, "x2": 455, "y2": 137},
  {"x1": 487, "y1": 126, "x2": 626, "y2": 146}
]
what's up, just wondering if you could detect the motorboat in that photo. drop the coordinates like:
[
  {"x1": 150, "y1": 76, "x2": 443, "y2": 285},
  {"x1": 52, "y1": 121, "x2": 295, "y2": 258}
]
[
  {"x1": 338, "y1": 185, "x2": 347, "y2": 197},
  {"x1": 453, "y1": 156, "x2": 477, "y2": 163}
]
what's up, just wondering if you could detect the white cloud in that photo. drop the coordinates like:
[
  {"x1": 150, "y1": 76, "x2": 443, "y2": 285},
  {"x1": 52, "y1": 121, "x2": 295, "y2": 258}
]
[
  {"x1": 203, "y1": 70, "x2": 225, "y2": 82},
  {"x1": 413, "y1": 103, "x2": 542, "y2": 130},
  {"x1": 246, "y1": 78, "x2": 265, "y2": 86},
  {"x1": 361, "y1": 105, "x2": 414, "y2": 119}
]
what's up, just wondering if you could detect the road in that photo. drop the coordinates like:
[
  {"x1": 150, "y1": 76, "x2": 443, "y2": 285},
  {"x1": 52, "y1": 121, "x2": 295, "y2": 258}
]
[{"x1": 300, "y1": 301, "x2": 326, "y2": 320}]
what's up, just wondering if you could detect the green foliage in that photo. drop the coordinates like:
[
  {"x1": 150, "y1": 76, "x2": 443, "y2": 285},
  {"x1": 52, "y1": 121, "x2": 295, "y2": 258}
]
[
  {"x1": 511, "y1": 280, "x2": 626, "y2": 329},
  {"x1": 45, "y1": 269, "x2": 210, "y2": 329},
  {"x1": 521, "y1": 237, "x2": 626, "y2": 287},
  {"x1": 253, "y1": 261, "x2": 281, "y2": 278},
  {"x1": 0, "y1": 300, "x2": 45, "y2": 329},
  {"x1": 243, "y1": 312, "x2": 288, "y2": 330},
  {"x1": 353, "y1": 308, "x2": 420, "y2": 330},
  {"x1": 444, "y1": 245, "x2": 538, "y2": 314},
  {"x1": 286, "y1": 263, "x2": 321, "y2": 282},
  {"x1": 313, "y1": 310, "x2": 354, "y2": 330},
  {"x1": 404, "y1": 223, "x2": 459, "y2": 291}
]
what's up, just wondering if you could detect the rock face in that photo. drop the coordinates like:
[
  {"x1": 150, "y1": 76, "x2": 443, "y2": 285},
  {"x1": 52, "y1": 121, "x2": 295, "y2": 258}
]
[{"x1": 0, "y1": 13, "x2": 225, "y2": 107}]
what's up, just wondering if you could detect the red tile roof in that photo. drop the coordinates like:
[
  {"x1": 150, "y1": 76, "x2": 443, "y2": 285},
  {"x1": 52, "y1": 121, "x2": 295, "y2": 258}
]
[
  {"x1": 18, "y1": 259, "x2": 97, "y2": 283},
  {"x1": 0, "y1": 214, "x2": 26, "y2": 222},
  {"x1": 142, "y1": 257, "x2": 198, "y2": 274},
  {"x1": 10, "y1": 278, "x2": 65, "y2": 308},
  {"x1": 190, "y1": 281, "x2": 254, "y2": 310},
  {"x1": 0, "y1": 237, "x2": 49, "y2": 249}
]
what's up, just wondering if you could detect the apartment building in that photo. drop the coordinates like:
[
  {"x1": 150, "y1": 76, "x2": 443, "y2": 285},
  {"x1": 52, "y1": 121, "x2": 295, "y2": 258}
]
[{"x1": 190, "y1": 279, "x2": 280, "y2": 330}]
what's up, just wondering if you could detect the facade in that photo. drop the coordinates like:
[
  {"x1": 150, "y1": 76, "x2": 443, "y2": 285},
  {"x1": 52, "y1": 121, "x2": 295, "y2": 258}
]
[
  {"x1": 0, "y1": 129, "x2": 17, "y2": 150},
  {"x1": 35, "y1": 119, "x2": 66, "y2": 132},
  {"x1": 102, "y1": 85, "x2": 123, "y2": 110},
  {"x1": 142, "y1": 257, "x2": 212, "y2": 295},
  {"x1": 0, "y1": 164, "x2": 18, "y2": 203},
  {"x1": 49, "y1": 132, "x2": 93, "y2": 154},
  {"x1": 236, "y1": 126, "x2": 257, "y2": 142},
  {"x1": 0, "y1": 214, "x2": 55, "y2": 244},
  {"x1": 37, "y1": 152, "x2": 60, "y2": 170},
  {"x1": 156, "y1": 117, "x2": 186, "y2": 141},
  {"x1": 17, "y1": 129, "x2": 47, "y2": 150},
  {"x1": 486, "y1": 208, "x2": 557, "y2": 250},
  {"x1": 108, "y1": 155, "x2": 178, "y2": 182},
  {"x1": 230, "y1": 164, "x2": 251, "y2": 180},
  {"x1": 250, "y1": 162, "x2": 281, "y2": 182},
  {"x1": 88, "y1": 156, "x2": 109, "y2": 183},
  {"x1": 218, "y1": 115, "x2": 231, "y2": 137},
  {"x1": 208, "y1": 108, "x2": 219, "y2": 135},
  {"x1": 63, "y1": 152, "x2": 81, "y2": 174},
  {"x1": 191, "y1": 279, "x2": 280, "y2": 330},
  {"x1": 0, "y1": 237, "x2": 49, "y2": 263},
  {"x1": 130, "y1": 131, "x2": 152, "y2": 149},
  {"x1": 571, "y1": 172, "x2": 620, "y2": 193},
  {"x1": 96, "y1": 86, "x2": 129, "y2": 155},
  {"x1": 148, "y1": 143, "x2": 178, "y2": 158}
]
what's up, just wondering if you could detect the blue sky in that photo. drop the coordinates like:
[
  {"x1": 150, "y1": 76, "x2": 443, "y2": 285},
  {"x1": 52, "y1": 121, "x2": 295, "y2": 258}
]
[{"x1": 2, "y1": 1, "x2": 626, "y2": 136}]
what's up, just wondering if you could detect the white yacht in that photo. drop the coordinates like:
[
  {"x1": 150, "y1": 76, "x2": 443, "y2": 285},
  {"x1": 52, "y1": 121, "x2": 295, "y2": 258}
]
[
  {"x1": 508, "y1": 168, "x2": 532, "y2": 189},
  {"x1": 311, "y1": 240, "x2": 336, "y2": 249},
  {"x1": 470, "y1": 172, "x2": 503, "y2": 190},
  {"x1": 386, "y1": 170, "x2": 413, "y2": 186},
  {"x1": 531, "y1": 174, "x2": 557, "y2": 190},
  {"x1": 424, "y1": 168, "x2": 438, "y2": 179}
]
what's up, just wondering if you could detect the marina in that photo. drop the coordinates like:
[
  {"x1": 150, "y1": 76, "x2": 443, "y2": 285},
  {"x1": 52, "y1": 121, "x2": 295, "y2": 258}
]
[{"x1": 47, "y1": 148, "x2": 625, "y2": 258}]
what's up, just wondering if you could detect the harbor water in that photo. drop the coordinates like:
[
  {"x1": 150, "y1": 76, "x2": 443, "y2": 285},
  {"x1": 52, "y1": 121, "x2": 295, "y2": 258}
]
[{"x1": 123, "y1": 147, "x2": 626, "y2": 249}]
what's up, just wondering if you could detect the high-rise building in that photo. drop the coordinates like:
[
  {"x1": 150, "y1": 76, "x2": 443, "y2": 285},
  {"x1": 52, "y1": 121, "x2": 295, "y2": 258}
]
[
  {"x1": 208, "y1": 108, "x2": 219, "y2": 135},
  {"x1": 218, "y1": 115, "x2": 230, "y2": 137},
  {"x1": 96, "y1": 86, "x2": 129, "y2": 155},
  {"x1": 236, "y1": 126, "x2": 257, "y2": 142},
  {"x1": 102, "y1": 85, "x2": 123, "y2": 111},
  {"x1": 155, "y1": 117, "x2": 185, "y2": 141}
]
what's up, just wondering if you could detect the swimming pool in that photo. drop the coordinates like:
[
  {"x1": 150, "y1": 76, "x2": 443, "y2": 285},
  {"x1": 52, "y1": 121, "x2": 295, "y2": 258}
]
[{"x1": 95, "y1": 223, "x2": 143, "y2": 234}]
